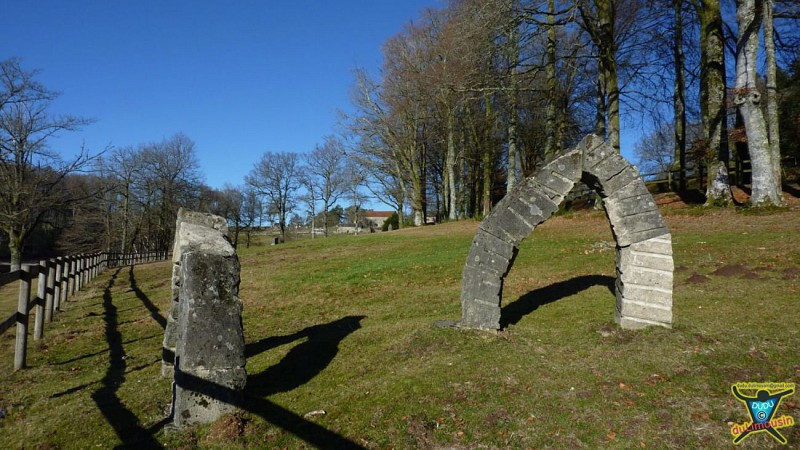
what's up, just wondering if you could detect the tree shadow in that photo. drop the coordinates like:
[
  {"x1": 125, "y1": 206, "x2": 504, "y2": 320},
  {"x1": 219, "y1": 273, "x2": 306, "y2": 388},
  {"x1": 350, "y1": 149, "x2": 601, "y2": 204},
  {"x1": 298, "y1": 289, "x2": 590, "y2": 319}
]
[
  {"x1": 53, "y1": 334, "x2": 159, "y2": 366},
  {"x1": 783, "y1": 181, "x2": 800, "y2": 199},
  {"x1": 501, "y1": 275, "x2": 615, "y2": 327},
  {"x1": 90, "y1": 267, "x2": 164, "y2": 449},
  {"x1": 129, "y1": 266, "x2": 166, "y2": 329},
  {"x1": 674, "y1": 189, "x2": 706, "y2": 205}
]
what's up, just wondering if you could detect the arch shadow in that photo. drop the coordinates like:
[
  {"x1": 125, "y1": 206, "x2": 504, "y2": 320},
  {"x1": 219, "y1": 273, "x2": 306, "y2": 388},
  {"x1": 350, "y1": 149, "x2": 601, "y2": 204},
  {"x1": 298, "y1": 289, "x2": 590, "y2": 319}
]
[{"x1": 501, "y1": 275, "x2": 615, "y2": 327}]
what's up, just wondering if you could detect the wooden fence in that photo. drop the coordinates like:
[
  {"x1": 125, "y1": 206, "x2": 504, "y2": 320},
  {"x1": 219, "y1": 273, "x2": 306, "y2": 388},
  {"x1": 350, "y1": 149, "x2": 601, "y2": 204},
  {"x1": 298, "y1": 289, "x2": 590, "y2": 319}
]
[{"x1": 0, "y1": 250, "x2": 169, "y2": 371}]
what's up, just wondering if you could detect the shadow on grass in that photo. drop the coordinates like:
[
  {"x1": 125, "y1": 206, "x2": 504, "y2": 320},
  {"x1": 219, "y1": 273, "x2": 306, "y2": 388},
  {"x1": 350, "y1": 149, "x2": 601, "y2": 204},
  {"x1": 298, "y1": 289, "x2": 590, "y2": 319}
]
[
  {"x1": 171, "y1": 315, "x2": 367, "y2": 449},
  {"x1": 783, "y1": 182, "x2": 800, "y2": 199},
  {"x1": 501, "y1": 275, "x2": 615, "y2": 327},
  {"x1": 129, "y1": 266, "x2": 166, "y2": 329},
  {"x1": 246, "y1": 315, "x2": 365, "y2": 396},
  {"x1": 675, "y1": 189, "x2": 707, "y2": 205},
  {"x1": 90, "y1": 267, "x2": 164, "y2": 449},
  {"x1": 65, "y1": 268, "x2": 364, "y2": 448},
  {"x1": 53, "y1": 334, "x2": 159, "y2": 366},
  {"x1": 50, "y1": 360, "x2": 158, "y2": 399}
]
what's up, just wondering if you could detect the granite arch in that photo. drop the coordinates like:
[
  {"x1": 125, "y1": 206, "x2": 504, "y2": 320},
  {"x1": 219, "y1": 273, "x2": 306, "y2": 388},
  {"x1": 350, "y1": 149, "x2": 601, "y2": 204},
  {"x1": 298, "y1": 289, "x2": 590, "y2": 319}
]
[{"x1": 459, "y1": 135, "x2": 673, "y2": 330}]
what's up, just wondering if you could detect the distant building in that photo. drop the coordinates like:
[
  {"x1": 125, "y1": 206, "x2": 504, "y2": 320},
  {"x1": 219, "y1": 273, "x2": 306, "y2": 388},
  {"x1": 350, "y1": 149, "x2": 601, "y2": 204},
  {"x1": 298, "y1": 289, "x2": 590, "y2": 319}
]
[{"x1": 364, "y1": 211, "x2": 394, "y2": 230}]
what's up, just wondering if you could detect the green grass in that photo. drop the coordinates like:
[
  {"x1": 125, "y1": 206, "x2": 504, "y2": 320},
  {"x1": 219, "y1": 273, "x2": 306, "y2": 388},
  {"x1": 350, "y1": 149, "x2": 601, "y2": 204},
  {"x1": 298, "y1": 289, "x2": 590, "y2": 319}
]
[{"x1": 1, "y1": 208, "x2": 799, "y2": 449}]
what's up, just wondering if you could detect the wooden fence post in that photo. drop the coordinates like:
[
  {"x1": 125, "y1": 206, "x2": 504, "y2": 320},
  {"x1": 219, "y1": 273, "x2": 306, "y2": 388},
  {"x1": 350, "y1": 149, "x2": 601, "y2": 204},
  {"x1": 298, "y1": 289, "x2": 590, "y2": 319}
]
[
  {"x1": 73, "y1": 256, "x2": 80, "y2": 293},
  {"x1": 77, "y1": 255, "x2": 84, "y2": 292},
  {"x1": 15, "y1": 265, "x2": 32, "y2": 370},
  {"x1": 79, "y1": 254, "x2": 84, "y2": 288},
  {"x1": 44, "y1": 259, "x2": 55, "y2": 323},
  {"x1": 68, "y1": 256, "x2": 76, "y2": 296},
  {"x1": 62, "y1": 257, "x2": 71, "y2": 302},
  {"x1": 54, "y1": 257, "x2": 63, "y2": 312},
  {"x1": 34, "y1": 261, "x2": 47, "y2": 340}
]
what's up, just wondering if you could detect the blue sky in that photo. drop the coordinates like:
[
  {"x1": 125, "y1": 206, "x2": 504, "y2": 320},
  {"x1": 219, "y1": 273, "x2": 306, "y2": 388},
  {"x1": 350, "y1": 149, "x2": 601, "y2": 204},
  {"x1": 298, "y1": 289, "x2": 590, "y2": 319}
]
[{"x1": 4, "y1": 1, "x2": 440, "y2": 190}]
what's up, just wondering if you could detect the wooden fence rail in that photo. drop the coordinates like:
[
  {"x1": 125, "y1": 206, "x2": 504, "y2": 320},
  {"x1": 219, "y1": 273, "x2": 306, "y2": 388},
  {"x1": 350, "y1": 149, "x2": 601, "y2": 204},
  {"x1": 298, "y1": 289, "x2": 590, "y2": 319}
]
[{"x1": 0, "y1": 250, "x2": 169, "y2": 371}]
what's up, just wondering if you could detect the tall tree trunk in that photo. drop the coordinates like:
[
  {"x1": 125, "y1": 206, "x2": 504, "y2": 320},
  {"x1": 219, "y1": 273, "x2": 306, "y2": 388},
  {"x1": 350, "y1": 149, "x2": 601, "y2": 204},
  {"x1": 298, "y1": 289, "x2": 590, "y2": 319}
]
[
  {"x1": 595, "y1": 74, "x2": 607, "y2": 138},
  {"x1": 763, "y1": 0, "x2": 783, "y2": 199},
  {"x1": 506, "y1": 17, "x2": 520, "y2": 192},
  {"x1": 8, "y1": 228, "x2": 23, "y2": 272},
  {"x1": 604, "y1": 58, "x2": 620, "y2": 151},
  {"x1": 446, "y1": 111, "x2": 458, "y2": 220},
  {"x1": 544, "y1": 0, "x2": 558, "y2": 161},
  {"x1": 507, "y1": 101, "x2": 519, "y2": 191},
  {"x1": 674, "y1": 0, "x2": 687, "y2": 192},
  {"x1": 391, "y1": 159, "x2": 407, "y2": 230},
  {"x1": 735, "y1": 0, "x2": 782, "y2": 205},
  {"x1": 701, "y1": 0, "x2": 732, "y2": 204},
  {"x1": 121, "y1": 183, "x2": 129, "y2": 252},
  {"x1": 598, "y1": 0, "x2": 620, "y2": 151},
  {"x1": 409, "y1": 138, "x2": 426, "y2": 226},
  {"x1": 482, "y1": 92, "x2": 494, "y2": 217}
]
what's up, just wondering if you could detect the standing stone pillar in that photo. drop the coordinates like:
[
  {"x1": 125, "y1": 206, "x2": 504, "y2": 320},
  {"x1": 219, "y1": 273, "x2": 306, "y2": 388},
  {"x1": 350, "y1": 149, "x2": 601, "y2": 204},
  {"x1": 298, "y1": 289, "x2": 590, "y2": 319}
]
[
  {"x1": 162, "y1": 208, "x2": 229, "y2": 378},
  {"x1": 167, "y1": 209, "x2": 246, "y2": 427}
]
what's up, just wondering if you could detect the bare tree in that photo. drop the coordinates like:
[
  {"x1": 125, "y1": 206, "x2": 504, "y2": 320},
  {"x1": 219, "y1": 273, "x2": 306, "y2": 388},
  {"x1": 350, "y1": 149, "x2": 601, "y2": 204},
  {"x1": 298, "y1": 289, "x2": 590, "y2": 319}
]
[
  {"x1": 137, "y1": 133, "x2": 203, "y2": 250},
  {"x1": 239, "y1": 186, "x2": 262, "y2": 247},
  {"x1": 344, "y1": 159, "x2": 368, "y2": 234},
  {"x1": 246, "y1": 151, "x2": 302, "y2": 239},
  {"x1": 304, "y1": 136, "x2": 347, "y2": 237},
  {"x1": 105, "y1": 146, "x2": 141, "y2": 252},
  {"x1": 0, "y1": 58, "x2": 95, "y2": 270}
]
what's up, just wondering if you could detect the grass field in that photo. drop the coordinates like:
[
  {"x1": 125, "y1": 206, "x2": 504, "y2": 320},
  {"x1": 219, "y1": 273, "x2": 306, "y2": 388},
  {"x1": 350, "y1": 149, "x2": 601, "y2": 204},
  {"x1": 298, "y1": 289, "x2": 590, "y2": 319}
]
[{"x1": 0, "y1": 205, "x2": 799, "y2": 449}]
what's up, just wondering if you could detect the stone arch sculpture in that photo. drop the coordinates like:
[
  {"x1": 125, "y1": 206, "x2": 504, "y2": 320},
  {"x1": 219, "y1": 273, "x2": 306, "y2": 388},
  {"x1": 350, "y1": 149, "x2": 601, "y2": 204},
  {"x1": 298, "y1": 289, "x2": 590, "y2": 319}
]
[{"x1": 460, "y1": 135, "x2": 673, "y2": 331}]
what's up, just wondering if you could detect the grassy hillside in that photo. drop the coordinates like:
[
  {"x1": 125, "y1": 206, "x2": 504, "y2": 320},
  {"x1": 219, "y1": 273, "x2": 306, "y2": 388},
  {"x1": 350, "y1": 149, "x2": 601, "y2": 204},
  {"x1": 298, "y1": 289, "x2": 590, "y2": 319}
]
[{"x1": 1, "y1": 207, "x2": 799, "y2": 449}]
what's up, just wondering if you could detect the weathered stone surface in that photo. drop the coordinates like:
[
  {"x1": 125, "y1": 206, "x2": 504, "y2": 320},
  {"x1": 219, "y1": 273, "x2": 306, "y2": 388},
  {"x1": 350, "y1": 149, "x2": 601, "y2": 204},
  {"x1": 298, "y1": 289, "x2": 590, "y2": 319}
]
[
  {"x1": 580, "y1": 134, "x2": 613, "y2": 168},
  {"x1": 533, "y1": 171, "x2": 576, "y2": 198},
  {"x1": 629, "y1": 233, "x2": 673, "y2": 255},
  {"x1": 619, "y1": 266, "x2": 673, "y2": 290},
  {"x1": 163, "y1": 210, "x2": 235, "y2": 378},
  {"x1": 608, "y1": 210, "x2": 668, "y2": 247},
  {"x1": 464, "y1": 233, "x2": 517, "y2": 276},
  {"x1": 592, "y1": 162, "x2": 641, "y2": 197},
  {"x1": 604, "y1": 182, "x2": 659, "y2": 221},
  {"x1": 479, "y1": 206, "x2": 535, "y2": 246},
  {"x1": 171, "y1": 209, "x2": 229, "y2": 264},
  {"x1": 462, "y1": 266, "x2": 503, "y2": 303},
  {"x1": 479, "y1": 179, "x2": 560, "y2": 246},
  {"x1": 549, "y1": 150, "x2": 583, "y2": 181},
  {"x1": 165, "y1": 209, "x2": 246, "y2": 428},
  {"x1": 177, "y1": 252, "x2": 245, "y2": 370},
  {"x1": 616, "y1": 299, "x2": 672, "y2": 323},
  {"x1": 461, "y1": 298, "x2": 502, "y2": 330},
  {"x1": 173, "y1": 367, "x2": 246, "y2": 426},
  {"x1": 458, "y1": 136, "x2": 673, "y2": 332},
  {"x1": 614, "y1": 233, "x2": 673, "y2": 328}
]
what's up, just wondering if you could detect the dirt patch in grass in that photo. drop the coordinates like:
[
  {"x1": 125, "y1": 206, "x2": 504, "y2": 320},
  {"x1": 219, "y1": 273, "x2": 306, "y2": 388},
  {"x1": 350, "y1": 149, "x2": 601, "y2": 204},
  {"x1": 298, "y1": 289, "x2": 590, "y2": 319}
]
[
  {"x1": 784, "y1": 267, "x2": 800, "y2": 280},
  {"x1": 710, "y1": 264, "x2": 752, "y2": 277},
  {"x1": 204, "y1": 412, "x2": 248, "y2": 444},
  {"x1": 685, "y1": 273, "x2": 711, "y2": 284}
]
